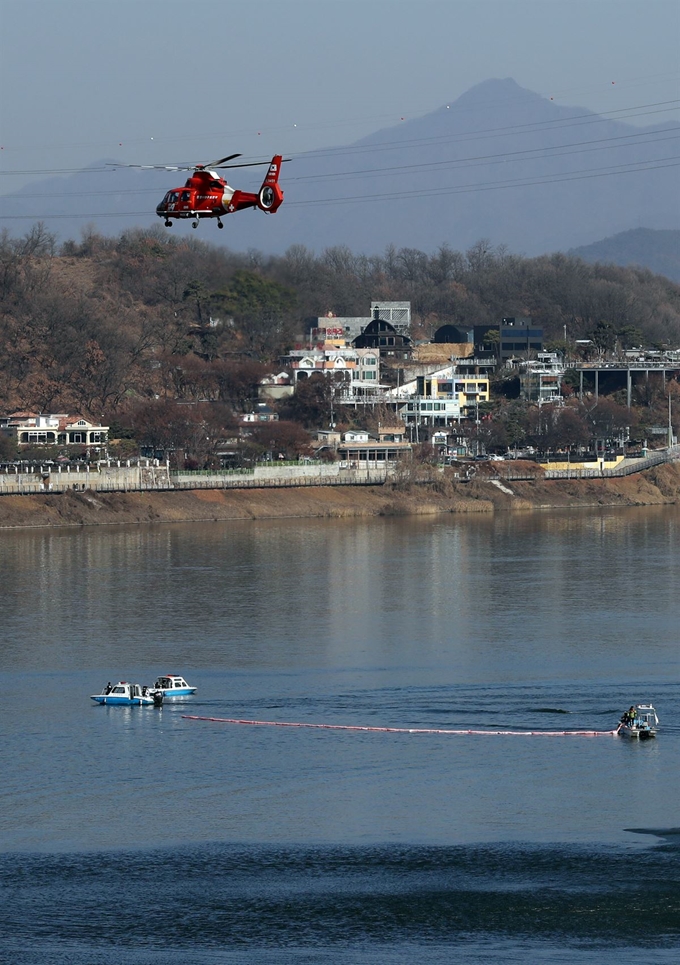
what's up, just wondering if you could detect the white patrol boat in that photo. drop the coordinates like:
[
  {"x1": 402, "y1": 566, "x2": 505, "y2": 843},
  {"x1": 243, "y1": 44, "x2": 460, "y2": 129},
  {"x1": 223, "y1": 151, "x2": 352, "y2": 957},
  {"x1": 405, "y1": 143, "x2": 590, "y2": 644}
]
[
  {"x1": 150, "y1": 674, "x2": 197, "y2": 698},
  {"x1": 617, "y1": 704, "x2": 659, "y2": 739},
  {"x1": 91, "y1": 681, "x2": 162, "y2": 706}
]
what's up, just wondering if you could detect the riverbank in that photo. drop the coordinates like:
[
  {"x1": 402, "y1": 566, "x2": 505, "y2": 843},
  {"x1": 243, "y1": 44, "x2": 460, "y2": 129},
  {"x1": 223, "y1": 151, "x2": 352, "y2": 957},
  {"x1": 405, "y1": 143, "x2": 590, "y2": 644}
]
[{"x1": 0, "y1": 462, "x2": 678, "y2": 529}]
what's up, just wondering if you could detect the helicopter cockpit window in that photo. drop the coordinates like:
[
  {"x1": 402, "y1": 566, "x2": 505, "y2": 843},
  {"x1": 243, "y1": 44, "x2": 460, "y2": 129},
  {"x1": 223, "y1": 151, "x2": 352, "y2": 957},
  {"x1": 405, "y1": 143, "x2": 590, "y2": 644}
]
[
  {"x1": 167, "y1": 192, "x2": 178, "y2": 203},
  {"x1": 181, "y1": 191, "x2": 191, "y2": 202}
]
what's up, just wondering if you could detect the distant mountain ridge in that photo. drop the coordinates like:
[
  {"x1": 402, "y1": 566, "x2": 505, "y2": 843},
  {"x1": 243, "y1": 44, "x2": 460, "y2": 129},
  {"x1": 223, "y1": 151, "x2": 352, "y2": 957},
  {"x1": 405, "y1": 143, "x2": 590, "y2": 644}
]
[
  {"x1": 1, "y1": 78, "x2": 678, "y2": 256},
  {"x1": 569, "y1": 228, "x2": 680, "y2": 282}
]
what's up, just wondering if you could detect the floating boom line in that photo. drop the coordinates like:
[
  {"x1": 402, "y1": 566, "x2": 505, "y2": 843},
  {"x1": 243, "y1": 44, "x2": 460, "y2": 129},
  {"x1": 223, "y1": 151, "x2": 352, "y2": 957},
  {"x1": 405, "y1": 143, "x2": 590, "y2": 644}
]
[{"x1": 182, "y1": 715, "x2": 618, "y2": 737}]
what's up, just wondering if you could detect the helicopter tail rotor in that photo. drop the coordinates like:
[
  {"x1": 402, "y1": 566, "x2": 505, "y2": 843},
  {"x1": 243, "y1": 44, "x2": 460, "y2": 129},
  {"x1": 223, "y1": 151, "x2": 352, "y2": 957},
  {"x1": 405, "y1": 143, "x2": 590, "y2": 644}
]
[{"x1": 257, "y1": 155, "x2": 284, "y2": 213}]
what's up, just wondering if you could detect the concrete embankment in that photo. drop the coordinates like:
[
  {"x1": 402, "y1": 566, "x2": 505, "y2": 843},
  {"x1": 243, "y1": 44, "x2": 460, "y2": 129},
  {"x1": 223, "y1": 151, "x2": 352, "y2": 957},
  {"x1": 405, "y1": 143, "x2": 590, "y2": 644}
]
[{"x1": 0, "y1": 462, "x2": 678, "y2": 530}]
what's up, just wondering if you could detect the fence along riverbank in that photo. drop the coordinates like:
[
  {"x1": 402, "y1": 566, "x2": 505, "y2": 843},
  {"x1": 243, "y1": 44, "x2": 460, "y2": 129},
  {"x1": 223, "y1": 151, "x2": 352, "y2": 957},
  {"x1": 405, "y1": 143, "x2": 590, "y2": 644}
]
[
  {"x1": 0, "y1": 445, "x2": 679, "y2": 495},
  {"x1": 0, "y1": 460, "x2": 390, "y2": 494}
]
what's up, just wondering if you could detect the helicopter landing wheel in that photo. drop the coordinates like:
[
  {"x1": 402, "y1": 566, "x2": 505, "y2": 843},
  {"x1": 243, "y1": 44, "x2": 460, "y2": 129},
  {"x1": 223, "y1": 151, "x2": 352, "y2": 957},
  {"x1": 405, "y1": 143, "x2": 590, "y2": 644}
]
[
  {"x1": 217, "y1": 221, "x2": 224, "y2": 229},
  {"x1": 192, "y1": 221, "x2": 199, "y2": 229},
  {"x1": 164, "y1": 220, "x2": 172, "y2": 227}
]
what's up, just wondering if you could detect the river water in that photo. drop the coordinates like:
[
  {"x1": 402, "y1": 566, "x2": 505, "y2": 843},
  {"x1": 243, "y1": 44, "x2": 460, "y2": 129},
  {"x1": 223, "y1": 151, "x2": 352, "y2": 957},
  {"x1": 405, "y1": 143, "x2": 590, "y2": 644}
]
[{"x1": 1, "y1": 507, "x2": 679, "y2": 963}]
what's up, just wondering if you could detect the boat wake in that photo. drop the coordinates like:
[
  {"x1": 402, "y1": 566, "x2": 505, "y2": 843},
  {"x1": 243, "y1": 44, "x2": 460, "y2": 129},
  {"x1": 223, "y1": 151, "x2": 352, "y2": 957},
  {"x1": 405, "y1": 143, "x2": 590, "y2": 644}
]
[{"x1": 625, "y1": 827, "x2": 680, "y2": 844}]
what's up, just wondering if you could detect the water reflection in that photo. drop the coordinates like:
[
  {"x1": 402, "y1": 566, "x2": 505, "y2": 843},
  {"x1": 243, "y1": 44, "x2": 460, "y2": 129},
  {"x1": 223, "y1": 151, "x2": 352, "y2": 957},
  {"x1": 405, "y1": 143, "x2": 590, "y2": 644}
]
[{"x1": 0, "y1": 506, "x2": 678, "y2": 677}]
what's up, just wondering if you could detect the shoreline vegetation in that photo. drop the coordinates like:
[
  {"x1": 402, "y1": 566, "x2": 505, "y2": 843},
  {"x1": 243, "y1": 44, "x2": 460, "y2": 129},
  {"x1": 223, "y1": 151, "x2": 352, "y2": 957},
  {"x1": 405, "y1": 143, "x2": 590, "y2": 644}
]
[{"x1": 0, "y1": 463, "x2": 678, "y2": 530}]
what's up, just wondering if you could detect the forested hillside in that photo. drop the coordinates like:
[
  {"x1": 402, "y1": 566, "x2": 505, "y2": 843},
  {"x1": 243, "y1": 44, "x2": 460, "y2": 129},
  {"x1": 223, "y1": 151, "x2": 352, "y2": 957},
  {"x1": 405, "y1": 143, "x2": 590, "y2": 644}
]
[{"x1": 1, "y1": 224, "x2": 679, "y2": 428}]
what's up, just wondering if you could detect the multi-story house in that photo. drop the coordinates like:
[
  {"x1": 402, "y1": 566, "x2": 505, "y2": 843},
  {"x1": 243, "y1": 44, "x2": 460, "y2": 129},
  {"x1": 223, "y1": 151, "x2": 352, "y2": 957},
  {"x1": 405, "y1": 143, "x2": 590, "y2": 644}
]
[
  {"x1": 308, "y1": 302, "x2": 412, "y2": 344},
  {"x1": 1, "y1": 413, "x2": 109, "y2": 450},
  {"x1": 518, "y1": 353, "x2": 565, "y2": 404},
  {"x1": 283, "y1": 348, "x2": 384, "y2": 401},
  {"x1": 388, "y1": 364, "x2": 491, "y2": 423}
]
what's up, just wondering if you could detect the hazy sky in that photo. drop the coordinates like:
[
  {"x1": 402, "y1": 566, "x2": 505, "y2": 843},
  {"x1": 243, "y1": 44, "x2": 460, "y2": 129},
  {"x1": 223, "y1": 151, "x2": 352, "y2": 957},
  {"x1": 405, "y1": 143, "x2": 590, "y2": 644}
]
[{"x1": 1, "y1": 0, "x2": 679, "y2": 194}]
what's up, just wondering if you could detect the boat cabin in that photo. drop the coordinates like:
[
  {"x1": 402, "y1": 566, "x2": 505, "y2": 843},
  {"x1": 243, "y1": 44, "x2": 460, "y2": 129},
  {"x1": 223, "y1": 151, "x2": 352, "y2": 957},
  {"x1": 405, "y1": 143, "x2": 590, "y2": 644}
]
[
  {"x1": 154, "y1": 675, "x2": 190, "y2": 691},
  {"x1": 151, "y1": 675, "x2": 196, "y2": 695},
  {"x1": 635, "y1": 704, "x2": 659, "y2": 729},
  {"x1": 110, "y1": 682, "x2": 143, "y2": 698}
]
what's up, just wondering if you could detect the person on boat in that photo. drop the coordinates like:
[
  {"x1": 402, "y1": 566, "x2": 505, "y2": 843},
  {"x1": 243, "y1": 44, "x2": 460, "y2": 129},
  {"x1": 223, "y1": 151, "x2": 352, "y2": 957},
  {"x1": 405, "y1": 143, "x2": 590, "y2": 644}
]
[
  {"x1": 622, "y1": 706, "x2": 636, "y2": 725},
  {"x1": 104, "y1": 682, "x2": 112, "y2": 695}
]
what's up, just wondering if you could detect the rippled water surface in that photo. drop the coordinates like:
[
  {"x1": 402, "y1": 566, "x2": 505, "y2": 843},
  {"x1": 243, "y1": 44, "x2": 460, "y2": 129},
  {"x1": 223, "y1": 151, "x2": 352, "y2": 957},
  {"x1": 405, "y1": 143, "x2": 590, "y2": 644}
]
[{"x1": 1, "y1": 508, "x2": 679, "y2": 962}]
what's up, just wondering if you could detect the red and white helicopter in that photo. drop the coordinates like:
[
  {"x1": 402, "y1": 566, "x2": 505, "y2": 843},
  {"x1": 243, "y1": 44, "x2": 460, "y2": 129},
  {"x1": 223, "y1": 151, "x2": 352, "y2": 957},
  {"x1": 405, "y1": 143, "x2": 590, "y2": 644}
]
[{"x1": 115, "y1": 153, "x2": 285, "y2": 229}]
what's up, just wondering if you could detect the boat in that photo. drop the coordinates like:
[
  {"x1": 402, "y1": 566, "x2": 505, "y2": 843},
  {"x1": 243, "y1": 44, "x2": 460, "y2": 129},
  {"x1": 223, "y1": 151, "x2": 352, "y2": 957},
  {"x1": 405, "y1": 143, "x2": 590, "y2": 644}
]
[
  {"x1": 91, "y1": 681, "x2": 163, "y2": 706},
  {"x1": 150, "y1": 674, "x2": 197, "y2": 697},
  {"x1": 617, "y1": 704, "x2": 658, "y2": 739}
]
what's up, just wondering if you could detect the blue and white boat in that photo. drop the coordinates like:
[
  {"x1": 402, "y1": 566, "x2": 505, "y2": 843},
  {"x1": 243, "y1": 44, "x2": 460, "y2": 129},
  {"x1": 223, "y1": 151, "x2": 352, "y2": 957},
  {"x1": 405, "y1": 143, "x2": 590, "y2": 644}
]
[
  {"x1": 150, "y1": 675, "x2": 197, "y2": 698},
  {"x1": 91, "y1": 681, "x2": 161, "y2": 706}
]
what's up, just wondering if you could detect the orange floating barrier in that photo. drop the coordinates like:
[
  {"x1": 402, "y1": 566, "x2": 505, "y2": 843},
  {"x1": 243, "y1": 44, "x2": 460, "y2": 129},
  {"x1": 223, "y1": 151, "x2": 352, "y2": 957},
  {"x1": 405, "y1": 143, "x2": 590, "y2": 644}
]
[{"x1": 182, "y1": 715, "x2": 618, "y2": 737}]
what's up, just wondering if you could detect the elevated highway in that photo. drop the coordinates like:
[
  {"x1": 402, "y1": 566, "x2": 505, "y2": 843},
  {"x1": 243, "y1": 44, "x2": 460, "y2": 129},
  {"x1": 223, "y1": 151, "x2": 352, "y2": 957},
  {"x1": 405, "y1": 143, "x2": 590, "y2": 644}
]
[{"x1": 572, "y1": 360, "x2": 680, "y2": 406}]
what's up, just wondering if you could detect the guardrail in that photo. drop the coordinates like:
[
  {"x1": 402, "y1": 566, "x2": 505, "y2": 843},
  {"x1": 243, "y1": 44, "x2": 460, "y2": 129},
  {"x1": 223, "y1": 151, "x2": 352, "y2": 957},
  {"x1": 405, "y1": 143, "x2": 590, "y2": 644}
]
[
  {"x1": 492, "y1": 472, "x2": 540, "y2": 482},
  {"x1": 544, "y1": 445, "x2": 680, "y2": 479}
]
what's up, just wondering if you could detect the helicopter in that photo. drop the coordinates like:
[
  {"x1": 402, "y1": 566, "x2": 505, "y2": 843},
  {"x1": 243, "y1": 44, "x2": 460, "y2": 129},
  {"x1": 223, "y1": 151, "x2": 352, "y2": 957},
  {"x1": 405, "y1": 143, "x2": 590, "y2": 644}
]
[{"x1": 113, "y1": 153, "x2": 285, "y2": 228}]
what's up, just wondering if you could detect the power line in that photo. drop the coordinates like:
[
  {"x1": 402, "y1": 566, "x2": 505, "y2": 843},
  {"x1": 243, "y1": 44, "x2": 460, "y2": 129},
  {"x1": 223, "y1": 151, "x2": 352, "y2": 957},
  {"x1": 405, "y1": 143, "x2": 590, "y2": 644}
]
[
  {"x1": 1, "y1": 72, "x2": 678, "y2": 154},
  {"x1": 287, "y1": 158, "x2": 680, "y2": 207},
  {"x1": 290, "y1": 132, "x2": 680, "y2": 185},
  {"x1": 1, "y1": 157, "x2": 677, "y2": 221},
  {"x1": 4, "y1": 128, "x2": 678, "y2": 201},
  {"x1": 303, "y1": 102, "x2": 680, "y2": 161},
  {"x1": 1, "y1": 99, "x2": 678, "y2": 177}
]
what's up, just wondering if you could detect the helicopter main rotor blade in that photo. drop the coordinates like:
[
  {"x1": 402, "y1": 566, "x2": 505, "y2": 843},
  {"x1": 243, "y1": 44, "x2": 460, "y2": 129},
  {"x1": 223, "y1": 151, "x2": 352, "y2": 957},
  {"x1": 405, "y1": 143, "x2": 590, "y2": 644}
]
[
  {"x1": 106, "y1": 155, "x2": 289, "y2": 172},
  {"x1": 106, "y1": 162, "x2": 190, "y2": 171},
  {"x1": 203, "y1": 153, "x2": 242, "y2": 168},
  {"x1": 214, "y1": 158, "x2": 292, "y2": 169},
  {"x1": 107, "y1": 156, "x2": 242, "y2": 172}
]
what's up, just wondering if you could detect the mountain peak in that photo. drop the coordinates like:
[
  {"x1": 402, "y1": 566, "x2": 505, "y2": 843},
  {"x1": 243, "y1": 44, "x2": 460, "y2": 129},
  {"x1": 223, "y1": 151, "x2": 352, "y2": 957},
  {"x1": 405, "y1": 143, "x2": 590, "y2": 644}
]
[
  {"x1": 458, "y1": 77, "x2": 523, "y2": 95},
  {"x1": 451, "y1": 77, "x2": 538, "y2": 106}
]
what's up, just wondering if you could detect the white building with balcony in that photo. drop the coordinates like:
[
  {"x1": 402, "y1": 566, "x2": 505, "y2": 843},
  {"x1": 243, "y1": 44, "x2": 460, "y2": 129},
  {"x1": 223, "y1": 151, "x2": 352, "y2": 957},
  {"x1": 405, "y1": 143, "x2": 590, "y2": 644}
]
[
  {"x1": 519, "y1": 353, "x2": 565, "y2": 404},
  {"x1": 284, "y1": 348, "x2": 384, "y2": 401},
  {"x1": 1, "y1": 413, "x2": 109, "y2": 449},
  {"x1": 398, "y1": 397, "x2": 461, "y2": 426},
  {"x1": 386, "y1": 362, "x2": 490, "y2": 418}
]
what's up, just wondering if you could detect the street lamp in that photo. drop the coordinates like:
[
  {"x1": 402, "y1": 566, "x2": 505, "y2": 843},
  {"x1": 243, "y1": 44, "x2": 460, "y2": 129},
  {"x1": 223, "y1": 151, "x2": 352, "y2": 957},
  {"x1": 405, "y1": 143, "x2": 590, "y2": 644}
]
[{"x1": 668, "y1": 393, "x2": 674, "y2": 448}]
